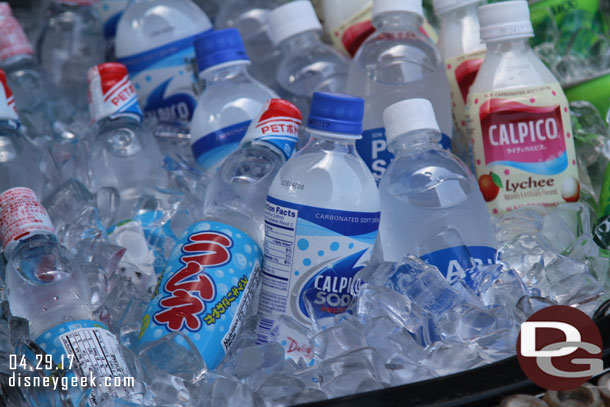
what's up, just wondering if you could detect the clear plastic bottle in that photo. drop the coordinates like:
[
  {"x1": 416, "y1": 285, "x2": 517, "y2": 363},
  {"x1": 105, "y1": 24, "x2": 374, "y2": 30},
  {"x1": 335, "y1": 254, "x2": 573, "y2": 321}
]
[
  {"x1": 0, "y1": 3, "x2": 85, "y2": 146},
  {"x1": 346, "y1": 0, "x2": 452, "y2": 183},
  {"x1": 433, "y1": 0, "x2": 485, "y2": 167},
  {"x1": 377, "y1": 98, "x2": 496, "y2": 287},
  {"x1": 115, "y1": 0, "x2": 212, "y2": 122},
  {"x1": 136, "y1": 100, "x2": 301, "y2": 370},
  {"x1": 189, "y1": 28, "x2": 277, "y2": 176},
  {"x1": 255, "y1": 92, "x2": 380, "y2": 361},
  {"x1": 467, "y1": 1, "x2": 580, "y2": 214},
  {"x1": 268, "y1": 0, "x2": 349, "y2": 121},
  {"x1": 0, "y1": 187, "x2": 135, "y2": 404},
  {"x1": 37, "y1": 0, "x2": 104, "y2": 108},
  {"x1": 0, "y1": 69, "x2": 43, "y2": 196},
  {"x1": 215, "y1": 0, "x2": 287, "y2": 89},
  {"x1": 86, "y1": 62, "x2": 166, "y2": 222},
  {"x1": 93, "y1": 0, "x2": 129, "y2": 60}
]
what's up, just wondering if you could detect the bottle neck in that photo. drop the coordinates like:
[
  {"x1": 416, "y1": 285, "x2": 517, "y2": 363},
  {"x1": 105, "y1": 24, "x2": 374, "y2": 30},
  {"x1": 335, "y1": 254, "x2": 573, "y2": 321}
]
[
  {"x1": 372, "y1": 11, "x2": 423, "y2": 32},
  {"x1": 439, "y1": 4, "x2": 484, "y2": 49},
  {"x1": 200, "y1": 61, "x2": 251, "y2": 85},
  {"x1": 0, "y1": 53, "x2": 36, "y2": 72},
  {"x1": 303, "y1": 129, "x2": 359, "y2": 154},
  {"x1": 389, "y1": 129, "x2": 441, "y2": 155},
  {"x1": 485, "y1": 37, "x2": 532, "y2": 54},
  {"x1": 280, "y1": 31, "x2": 322, "y2": 54}
]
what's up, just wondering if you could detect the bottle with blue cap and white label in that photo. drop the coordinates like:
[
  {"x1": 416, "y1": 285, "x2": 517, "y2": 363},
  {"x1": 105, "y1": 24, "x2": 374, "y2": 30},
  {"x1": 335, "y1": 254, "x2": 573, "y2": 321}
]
[
  {"x1": 255, "y1": 92, "x2": 380, "y2": 362},
  {"x1": 377, "y1": 98, "x2": 497, "y2": 287},
  {"x1": 189, "y1": 28, "x2": 278, "y2": 176},
  {"x1": 115, "y1": 0, "x2": 212, "y2": 122},
  {"x1": 346, "y1": 0, "x2": 452, "y2": 183},
  {"x1": 137, "y1": 99, "x2": 302, "y2": 370}
]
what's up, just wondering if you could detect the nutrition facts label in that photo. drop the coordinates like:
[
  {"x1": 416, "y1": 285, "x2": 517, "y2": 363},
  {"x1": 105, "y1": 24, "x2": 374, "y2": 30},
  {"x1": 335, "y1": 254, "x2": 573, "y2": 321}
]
[{"x1": 60, "y1": 327, "x2": 131, "y2": 398}]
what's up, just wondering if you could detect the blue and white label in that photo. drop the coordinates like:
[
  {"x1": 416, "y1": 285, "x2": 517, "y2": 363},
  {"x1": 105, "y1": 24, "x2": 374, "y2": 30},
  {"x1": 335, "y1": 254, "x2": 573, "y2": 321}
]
[
  {"x1": 138, "y1": 221, "x2": 262, "y2": 370},
  {"x1": 191, "y1": 120, "x2": 251, "y2": 171},
  {"x1": 33, "y1": 320, "x2": 132, "y2": 405},
  {"x1": 256, "y1": 196, "x2": 379, "y2": 360},
  {"x1": 117, "y1": 30, "x2": 211, "y2": 121},
  {"x1": 359, "y1": 128, "x2": 452, "y2": 183},
  {"x1": 420, "y1": 245, "x2": 497, "y2": 288}
]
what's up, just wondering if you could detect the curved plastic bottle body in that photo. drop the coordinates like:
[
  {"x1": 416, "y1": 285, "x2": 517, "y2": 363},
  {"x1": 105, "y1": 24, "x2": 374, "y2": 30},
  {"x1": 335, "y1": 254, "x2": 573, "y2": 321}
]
[
  {"x1": 2, "y1": 56, "x2": 83, "y2": 144},
  {"x1": 215, "y1": 0, "x2": 285, "y2": 90},
  {"x1": 377, "y1": 132, "x2": 497, "y2": 286},
  {"x1": 38, "y1": 2, "x2": 104, "y2": 108},
  {"x1": 346, "y1": 14, "x2": 452, "y2": 182},
  {"x1": 5, "y1": 234, "x2": 92, "y2": 339},
  {"x1": 470, "y1": 40, "x2": 559, "y2": 93},
  {"x1": 94, "y1": 0, "x2": 130, "y2": 59},
  {"x1": 88, "y1": 117, "x2": 166, "y2": 221},
  {"x1": 204, "y1": 143, "x2": 284, "y2": 245},
  {"x1": 437, "y1": 4, "x2": 485, "y2": 61},
  {"x1": 0, "y1": 123, "x2": 44, "y2": 196},
  {"x1": 275, "y1": 32, "x2": 349, "y2": 120},
  {"x1": 115, "y1": 0, "x2": 212, "y2": 121},
  {"x1": 190, "y1": 63, "x2": 278, "y2": 176}
]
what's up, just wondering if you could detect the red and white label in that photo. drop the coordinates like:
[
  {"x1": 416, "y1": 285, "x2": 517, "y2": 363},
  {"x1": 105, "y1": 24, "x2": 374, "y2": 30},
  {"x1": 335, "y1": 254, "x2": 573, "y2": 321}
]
[
  {"x1": 87, "y1": 63, "x2": 142, "y2": 122},
  {"x1": 0, "y1": 4, "x2": 33, "y2": 62},
  {"x1": 0, "y1": 188, "x2": 55, "y2": 251}
]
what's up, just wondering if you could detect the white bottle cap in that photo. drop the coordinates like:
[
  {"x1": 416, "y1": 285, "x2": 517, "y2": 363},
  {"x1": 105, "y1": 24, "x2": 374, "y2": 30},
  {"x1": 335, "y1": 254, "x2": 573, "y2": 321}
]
[
  {"x1": 383, "y1": 98, "x2": 440, "y2": 144},
  {"x1": 372, "y1": 0, "x2": 424, "y2": 19},
  {"x1": 478, "y1": 1, "x2": 534, "y2": 42},
  {"x1": 268, "y1": 1, "x2": 322, "y2": 46},
  {"x1": 433, "y1": 0, "x2": 481, "y2": 16}
]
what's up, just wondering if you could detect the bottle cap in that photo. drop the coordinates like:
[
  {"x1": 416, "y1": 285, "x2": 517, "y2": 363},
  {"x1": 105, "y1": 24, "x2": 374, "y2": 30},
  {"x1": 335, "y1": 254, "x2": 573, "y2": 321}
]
[
  {"x1": 0, "y1": 69, "x2": 18, "y2": 121},
  {"x1": 433, "y1": 0, "x2": 481, "y2": 15},
  {"x1": 87, "y1": 62, "x2": 143, "y2": 122},
  {"x1": 383, "y1": 98, "x2": 440, "y2": 143},
  {"x1": 478, "y1": 1, "x2": 533, "y2": 42},
  {"x1": 372, "y1": 0, "x2": 424, "y2": 18},
  {"x1": 268, "y1": 1, "x2": 322, "y2": 46},
  {"x1": 194, "y1": 28, "x2": 249, "y2": 73},
  {"x1": 0, "y1": 3, "x2": 34, "y2": 62},
  {"x1": 307, "y1": 92, "x2": 364, "y2": 136},
  {"x1": 240, "y1": 98, "x2": 302, "y2": 160}
]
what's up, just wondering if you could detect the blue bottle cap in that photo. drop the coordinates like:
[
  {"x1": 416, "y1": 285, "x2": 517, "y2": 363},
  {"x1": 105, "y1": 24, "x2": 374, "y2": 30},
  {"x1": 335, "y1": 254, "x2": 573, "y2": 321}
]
[
  {"x1": 194, "y1": 28, "x2": 249, "y2": 73},
  {"x1": 307, "y1": 92, "x2": 364, "y2": 136}
]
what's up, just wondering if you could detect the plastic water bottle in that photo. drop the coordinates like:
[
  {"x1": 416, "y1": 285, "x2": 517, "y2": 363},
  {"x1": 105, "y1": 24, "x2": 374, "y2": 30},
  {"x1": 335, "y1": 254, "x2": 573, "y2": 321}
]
[
  {"x1": 137, "y1": 99, "x2": 302, "y2": 370},
  {"x1": 93, "y1": 0, "x2": 129, "y2": 60},
  {"x1": 37, "y1": 0, "x2": 104, "y2": 108},
  {"x1": 267, "y1": 0, "x2": 349, "y2": 120},
  {"x1": 115, "y1": 0, "x2": 212, "y2": 122},
  {"x1": 467, "y1": 1, "x2": 580, "y2": 214},
  {"x1": 433, "y1": 0, "x2": 485, "y2": 167},
  {"x1": 86, "y1": 62, "x2": 166, "y2": 222},
  {"x1": 0, "y1": 3, "x2": 84, "y2": 145},
  {"x1": 255, "y1": 92, "x2": 380, "y2": 361},
  {"x1": 0, "y1": 187, "x2": 135, "y2": 404},
  {"x1": 215, "y1": 0, "x2": 286, "y2": 89},
  {"x1": 189, "y1": 28, "x2": 277, "y2": 176},
  {"x1": 0, "y1": 69, "x2": 43, "y2": 197},
  {"x1": 346, "y1": 0, "x2": 452, "y2": 183},
  {"x1": 377, "y1": 98, "x2": 497, "y2": 288}
]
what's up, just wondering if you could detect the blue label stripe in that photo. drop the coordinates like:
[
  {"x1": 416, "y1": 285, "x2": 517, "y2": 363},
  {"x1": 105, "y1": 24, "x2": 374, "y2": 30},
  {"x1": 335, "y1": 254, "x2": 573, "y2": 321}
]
[
  {"x1": 419, "y1": 245, "x2": 497, "y2": 288},
  {"x1": 191, "y1": 120, "x2": 251, "y2": 162},
  {"x1": 487, "y1": 152, "x2": 568, "y2": 175}
]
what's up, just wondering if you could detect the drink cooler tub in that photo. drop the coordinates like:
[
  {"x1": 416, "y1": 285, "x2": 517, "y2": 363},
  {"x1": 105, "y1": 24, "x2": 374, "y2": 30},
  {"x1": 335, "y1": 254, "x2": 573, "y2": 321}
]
[{"x1": 297, "y1": 304, "x2": 610, "y2": 407}]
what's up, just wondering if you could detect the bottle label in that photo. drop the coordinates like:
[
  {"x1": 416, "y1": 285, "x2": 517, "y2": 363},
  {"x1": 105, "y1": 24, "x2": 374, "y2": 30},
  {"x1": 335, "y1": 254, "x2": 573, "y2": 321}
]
[
  {"x1": 34, "y1": 320, "x2": 133, "y2": 405},
  {"x1": 0, "y1": 4, "x2": 33, "y2": 62},
  {"x1": 0, "y1": 187, "x2": 55, "y2": 251},
  {"x1": 0, "y1": 70, "x2": 18, "y2": 122},
  {"x1": 467, "y1": 83, "x2": 580, "y2": 214},
  {"x1": 138, "y1": 221, "x2": 262, "y2": 370},
  {"x1": 256, "y1": 196, "x2": 380, "y2": 359},
  {"x1": 239, "y1": 99, "x2": 302, "y2": 160},
  {"x1": 445, "y1": 50, "x2": 486, "y2": 138},
  {"x1": 117, "y1": 30, "x2": 211, "y2": 121},
  {"x1": 328, "y1": 2, "x2": 438, "y2": 56},
  {"x1": 359, "y1": 128, "x2": 451, "y2": 182},
  {"x1": 191, "y1": 120, "x2": 251, "y2": 171},
  {"x1": 419, "y1": 245, "x2": 497, "y2": 288},
  {"x1": 88, "y1": 65, "x2": 143, "y2": 122}
]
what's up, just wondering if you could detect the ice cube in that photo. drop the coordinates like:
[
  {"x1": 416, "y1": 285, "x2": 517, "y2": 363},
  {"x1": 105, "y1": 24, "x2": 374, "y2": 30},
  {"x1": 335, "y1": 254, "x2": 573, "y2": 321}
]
[{"x1": 312, "y1": 314, "x2": 365, "y2": 361}]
